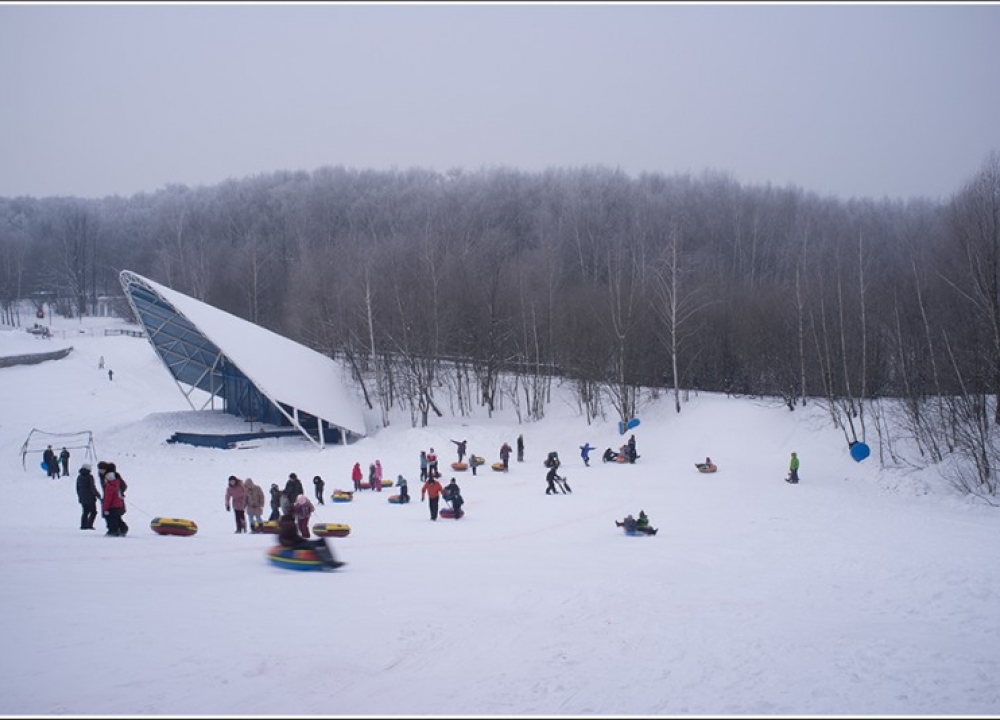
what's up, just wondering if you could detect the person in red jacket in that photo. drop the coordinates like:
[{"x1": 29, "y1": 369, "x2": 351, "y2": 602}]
[
  {"x1": 102, "y1": 468, "x2": 129, "y2": 537},
  {"x1": 421, "y1": 476, "x2": 445, "y2": 521},
  {"x1": 351, "y1": 462, "x2": 363, "y2": 492}
]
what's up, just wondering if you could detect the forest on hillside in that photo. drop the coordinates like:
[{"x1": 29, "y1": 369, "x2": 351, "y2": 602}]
[{"x1": 1, "y1": 152, "x2": 998, "y2": 498}]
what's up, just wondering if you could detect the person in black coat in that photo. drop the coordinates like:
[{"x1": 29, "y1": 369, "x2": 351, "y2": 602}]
[
  {"x1": 284, "y1": 473, "x2": 304, "y2": 503},
  {"x1": 268, "y1": 483, "x2": 282, "y2": 521},
  {"x1": 450, "y1": 439, "x2": 467, "y2": 463},
  {"x1": 59, "y1": 447, "x2": 71, "y2": 476},
  {"x1": 76, "y1": 463, "x2": 102, "y2": 529},
  {"x1": 312, "y1": 475, "x2": 325, "y2": 505},
  {"x1": 545, "y1": 466, "x2": 561, "y2": 495},
  {"x1": 43, "y1": 445, "x2": 58, "y2": 478}
]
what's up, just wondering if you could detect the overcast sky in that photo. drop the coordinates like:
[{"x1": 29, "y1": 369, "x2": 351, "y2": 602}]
[{"x1": 1, "y1": 3, "x2": 998, "y2": 202}]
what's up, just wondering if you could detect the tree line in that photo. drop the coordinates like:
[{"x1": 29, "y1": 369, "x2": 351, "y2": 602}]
[{"x1": 1, "y1": 154, "x2": 997, "y2": 499}]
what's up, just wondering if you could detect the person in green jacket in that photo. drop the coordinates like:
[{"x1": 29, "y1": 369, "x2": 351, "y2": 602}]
[
  {"x1": 788, "y1": 452, "x2": 800, "y2": 484},
  {"x1": 635, "y1": 510, "x2": 658, "y2": 535}
]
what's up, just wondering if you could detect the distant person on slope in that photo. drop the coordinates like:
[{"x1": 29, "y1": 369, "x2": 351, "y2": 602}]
[{"x1": 787, "y1": 452, "x2": 800, "y2": 484}]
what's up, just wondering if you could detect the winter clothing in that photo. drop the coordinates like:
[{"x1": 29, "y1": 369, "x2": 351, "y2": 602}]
[
  {"x1": 616, "y1": 515, "x2": 638, "y2": 534},
  {"x1": 43, "y1": 446, "x2": 58, "y2": 478},
  {"x1": 268, "y1": 484, "x2": 282, "y2": 521},
  {"x1": 499, "y1": 443, "x2": 512, "y2": 472},
  {"x1": 374, "y1": 460, "x2": 383, "y2": 492},
  {"x1": 545, "y1": 466, "x2": 561, "y2": 495},
  {"x1": 788, "y1": 452, "x2": 800, "y2": 484},
  {"x1": 422, "y1": 477, "x2": 444, "y2": 520},
  {"x1": 443, "y1": 479, "x2": 464, "y2": 518},
  {"x1": 313, "y1": 475, "x2": 325, "y2": 505},
  {"x1": 284, "y1": 473, "x2": 304, "y2": 503},
  {"x1": 517, "y1": 434, "x2": 524, "y2": 462},
  {"x1": 59, "y1": 448, "x2": 70, "y2": 476},
  {"x1": 352, "y1": 462, "x2": 364, "y2": 491},
  {"x1": 469, "y1": 454, "x2": 484, "y2": 476},
  {"x1": 76, "y1": 466, "x2": 102, "y2": 529},
  {"x1": 225, "y1": 475, "x2": 248, "y2": 533},
  {"x1": 278, "y1": 511, "x2": 343, "y2": 569},
  {"x1": 244, "y1": 478, "x2": 266, "y2": 532},
  {"x1": 396, "y1": 474, "x2": 410, "y2": 503},
  {"x1": 580, "y1": 443, "x2": 594, "y2": 467},
  {"x1": 636, "y1": 511, "x2": 658, "y2": 535},
  {"x1": 419, "y1": 452, "x2": 428, "y2": 482},
  {"x1": 102, "y1": 470, "x2": 129, "y2": 536},
  {"x1": 451, "y1": 439, "x2": 467, "y2": 463},
  {"x1": 293, "y1": 494, "x2": 315, "y2": 538}
]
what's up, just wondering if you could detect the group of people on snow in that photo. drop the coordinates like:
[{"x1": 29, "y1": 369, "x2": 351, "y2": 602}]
[
  {"x1": 75, "y1": 460, "x2": 129, "y2": 536},
  {"x1": 420, "y1": 475, "x2": 463, "y2": 520},
  {"x1": 43, "y1": 445, "x2": 72, "y2": 478}
]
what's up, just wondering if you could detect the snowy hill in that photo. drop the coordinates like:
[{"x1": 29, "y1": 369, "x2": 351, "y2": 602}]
[{"x1": 0, "y1": 314, "x2": 997, "y2": 716}]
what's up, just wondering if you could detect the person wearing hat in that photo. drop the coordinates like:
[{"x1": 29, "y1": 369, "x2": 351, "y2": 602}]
[
  {"x1": 293, "y1": 494, "x2": 315, "y2": 538},
  {"x1": 102, "y1": 467, "x2": 129, "y2": 537},
  {"x1": 75, "y1": 463, "x2": 102, "y2": 530}
]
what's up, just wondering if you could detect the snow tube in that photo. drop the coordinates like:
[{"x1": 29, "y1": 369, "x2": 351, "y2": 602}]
[
  {"x1": 388, "y1": 494, "x2": 410, "y2": 504},
  {"x1": 331, "y1": 490, "x2": 353, "y2": 502},
  {"x1": 381, "y1": 478, "x2": 394, "y2": 488},
  {"x1": 695, "y1": 463, "x2": 717, "y2": 473},
  {"x1": 312, "y1": 522, "x2": 351, "y2": 538},
  {"x1": 41, "y1": 461, "x2": 48, "y2": 472},
  {"x1": 491, "y1": 462, "x2": 506, "y2": 472},
  {"x1": 267, "y1": 546, "x2": 324, "y2": 572},
  {"x1": 850, "y1": 442, "x2": 871, "y2": 462},
  {"x1": 615, "y1": 455, "x2": 629, "y2": 464},
  {"x1": 149, "y1": 517, "x2": 198, "y2": 536},
  {"x1": 440, "y1": 507, "x2": 465, "y2": 519},
  {"x1": 260, "y1": 521, "x2": 280, "y2": 534},
  {"x1": 451, "y1": 462, "x2": 468, "y2": 472}
]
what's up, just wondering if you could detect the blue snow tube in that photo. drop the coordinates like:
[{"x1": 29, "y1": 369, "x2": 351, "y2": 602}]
[{"x1": 849, "y1": 442, "x2": 871, "y2": 462}]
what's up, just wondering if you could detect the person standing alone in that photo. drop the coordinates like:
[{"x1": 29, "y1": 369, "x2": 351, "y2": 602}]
[
  {"x1": 787, "y1": 452, "x2": 800, "y2": 484},
  {"x1": 59, "y1": 447, "x2": 71, "y2": 476}
]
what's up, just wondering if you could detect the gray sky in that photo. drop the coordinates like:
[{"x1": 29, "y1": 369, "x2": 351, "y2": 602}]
[{"x1": 1, "y1": 3, "x2": 998, "y2": 201}]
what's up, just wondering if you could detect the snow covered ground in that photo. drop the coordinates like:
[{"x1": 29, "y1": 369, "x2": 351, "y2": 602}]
[{"x1": 1, "y1": 315, "x2": 998, "y2": 716}]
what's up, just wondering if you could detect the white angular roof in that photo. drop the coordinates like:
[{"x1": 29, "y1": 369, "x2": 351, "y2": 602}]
[{"x1": 120, "y1": 270, "x2": 366, "y2": 442}]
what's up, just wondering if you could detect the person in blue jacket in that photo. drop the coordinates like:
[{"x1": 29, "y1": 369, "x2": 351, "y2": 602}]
[{"x1": 579, "y1": 442, "x2": 595, "y2": 467}]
